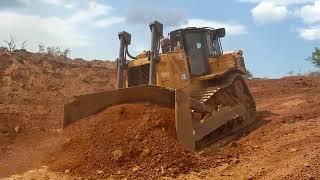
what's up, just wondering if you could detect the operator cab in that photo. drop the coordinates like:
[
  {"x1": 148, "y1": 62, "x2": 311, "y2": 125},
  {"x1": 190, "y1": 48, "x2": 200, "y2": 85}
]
[{"x1": 167, "y1": 27, "x2": 226, "y2": 76}]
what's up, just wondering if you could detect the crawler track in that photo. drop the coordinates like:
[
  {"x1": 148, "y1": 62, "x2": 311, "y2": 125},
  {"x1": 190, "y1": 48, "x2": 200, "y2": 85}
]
[{"x1": 190, "y1": 73, "x2": 256, "y2": 148}]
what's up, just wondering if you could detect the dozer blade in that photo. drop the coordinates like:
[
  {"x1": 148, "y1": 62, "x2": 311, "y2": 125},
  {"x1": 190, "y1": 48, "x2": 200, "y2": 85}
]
[
  {"x1": 63, "y1": 85, "x2": 196, "y2": 151},
  {"x1": 63, "y1": 79, "x2": 255, "y2": 151},
  {"x1": 63, "y1": 85, "x2": 175, "y2": 127}
]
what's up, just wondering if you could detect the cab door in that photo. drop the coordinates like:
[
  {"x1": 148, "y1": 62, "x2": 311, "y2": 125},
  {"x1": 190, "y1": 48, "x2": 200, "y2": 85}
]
[{"x1": 184, "y1": 32, "x2": 210, "y2": 76}]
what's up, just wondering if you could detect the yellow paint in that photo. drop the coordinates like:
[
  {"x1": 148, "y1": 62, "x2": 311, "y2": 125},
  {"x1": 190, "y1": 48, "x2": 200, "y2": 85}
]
[
  {"x1": 156, "y1": 51, "x2": 190, "y2": 89},
  {"x1": 125, "y1": 50, "x2": 246, "y2": 89}
]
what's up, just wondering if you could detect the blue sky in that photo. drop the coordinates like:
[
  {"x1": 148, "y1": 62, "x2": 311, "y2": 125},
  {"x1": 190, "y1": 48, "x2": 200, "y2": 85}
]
[{"x1": 0, "y1": 0, "x2": 320, "y2": 78}]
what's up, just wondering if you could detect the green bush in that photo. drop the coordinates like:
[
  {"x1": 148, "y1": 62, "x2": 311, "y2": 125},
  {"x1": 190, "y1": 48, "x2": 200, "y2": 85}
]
[{"x1": 307, "y1": 47, "x2": 320, "y2": 68}]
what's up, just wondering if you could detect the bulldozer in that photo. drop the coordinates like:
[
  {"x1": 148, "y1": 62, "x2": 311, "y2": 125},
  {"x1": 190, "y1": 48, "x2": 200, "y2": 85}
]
[{"x1": 63, "y1": 21, "x2": 256, "y2": 151}]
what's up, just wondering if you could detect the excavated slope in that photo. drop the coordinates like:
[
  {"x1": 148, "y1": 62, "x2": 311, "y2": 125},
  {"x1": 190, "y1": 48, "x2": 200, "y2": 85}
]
[{"x1": 49, "y1": 103, "x2": 215, "y2": 179}]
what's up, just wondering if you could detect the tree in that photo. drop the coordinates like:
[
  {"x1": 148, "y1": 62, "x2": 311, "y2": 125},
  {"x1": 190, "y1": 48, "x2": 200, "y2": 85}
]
[
  {"x1": 3, "y1": 35, "x2": 17, "y2": 51},
  {"x1": 307, "y1": 47, "x2": 320, "y2": 68},
  {"x1": 47, "y1": 46, "x2": 61, "y2": 56},
  {"x1": 62, "y1": 48, "x2": 71, "y2": 57},
  {"x1": 44, "y1": 46, "x2": 71, "y2": 58},
  {"x1": 0, "y1": 46, "x2": 8, "y2": 52},
  {"x1": 287, "y1": 70, "x2": 295, "y2": 76},
  {"x1": 21, "y1": 40, "x2": 28, "y2": 49},
  {"x1": 246, "y1": 69, "x2": 253, "y2": 79},
  {"x1": 3, "y1": 35, "x2": 28, "y2": 51},
  {"x1": 38, "y1": 43, "x2": 45, "y2": 54}
]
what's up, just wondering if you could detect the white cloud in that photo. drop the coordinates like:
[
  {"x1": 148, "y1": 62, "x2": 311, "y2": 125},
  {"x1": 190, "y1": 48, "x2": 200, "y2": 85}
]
[
  {"x1": 296, "y1": 1, "x2": 320, "y2": 41},
  {"x1": 0, "y1": 11, "x2": 91, "y2": 49},
  {"x1": 41, "y1": 0, "x2": 76, "y2": 9},
  {"x1": 239, "y1": 0, "x2": 315, "y2": 5},
  {"x1": 240, "y1": 0, "x2": 317, "y2": 24},
  {"x1": 298, "y1": 0, "x2": 320, "y2": 24},
  {"x1": 15, "y1": 0, "x2": 125, "y2": 27},
  {"x1": 66, "y1": 1, "x2": 124, "y2": 27},
  {"x1": 239, "y1": 0, "x2": 261, "y2": 3},
  {"x1": 93, "y1": 17, "x2": 125, "y2": 28},
  {"x1": 67, "y1": 1, "x2": 111, "y2": 24},
  {"x1": 125, "y1": 8, "x2": 186, "y2": 27},
  {"x1": 240, "y1": 0, "x2": 320, "y2": 40},
  {"x1": 251, "y1": 2, "x2": 288, "y2": 24},
  {"x1": 0, "y1": 1, "x2": 125, "y2": 53},
  {"x1": 181, "y1": 19, "x2": 247, "y2": 35},
  {"x1": 12, "y1": 0, "x2": 76, "y2": 9},
  {"x1": 299, "y1": 26, "x2": 320, "y2": 40}
]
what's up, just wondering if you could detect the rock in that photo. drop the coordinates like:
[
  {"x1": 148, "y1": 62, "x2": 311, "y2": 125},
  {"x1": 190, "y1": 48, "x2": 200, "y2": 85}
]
[
  {"x1": 112, "y1": 149, "x2": 123, "y2": 162},
  {"x1": 108, "y1": 129, "x2": 113, "y2": 133},
  {"x1": 304, "y1": 162, "x2": 310, "y2": 167},
  {"x1": 97, "y1": 170, "x2": 103, "y2": 174},
  {"x1": 253, "y1": 145, "x2": 259, "y2": 149},
  {"x1": 14, "y1": 126, "x2": 20, "y2": 134},
  {"x1": 289, "y1": 148, "x2": 298, "y2": 152},
  {"x1": 140, "y1": 148, "x2": 151, "y2": 157},
  {"x1": 230, "y1": 141, "x2": 239, "y2": 147},
  {"x1": 135, "y1": 134, "x2": 142, "y2": 141},
  {"x1": 233, "y1": 158, "x2": 240, "y2": 163},
  {"x1": 116, "y1": 170, "x2": 122, "y2": 174},
  {"x1": 168, "y1": 167, "x2": 178, "y2": 174},
  {"x1": 43, "y1": 175, "x2": 50, "y2": 180},
  {"x1": 64, "y1": 169, "x2": 70, "y2": 174},
  {"x1": 64, "y1": 138, "x2": 71, "y2": 144},
  {"x1": 160, "y1": 166, "x2": 166, "y2": 174},
  {"x1": 132, "y1": 166, "x2": 140, "y2": 172},
  {"x1": 307, "y1": 174, "x2": 315, "y2": 180},
  {"x1": 198, "y1": 151, "x2": 205, "y2": 155}
]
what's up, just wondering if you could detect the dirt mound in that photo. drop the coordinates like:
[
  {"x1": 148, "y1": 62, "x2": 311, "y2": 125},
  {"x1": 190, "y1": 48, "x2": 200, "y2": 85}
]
[
  {"x1": 48, "y1": 103, "x2": 214, "y2": 179},
  {"x1": 248, "y1": 76, "x2": 320, "y2": 123},
  {"x1": 0, "y1": 50, "x2": 116, "y2": 144},
  {"x1": 248, "y1": 76, "x2": 319, "y2": 97},
  {"x1": 1, "y1": 52, "x2": 320, "y2": 180}
]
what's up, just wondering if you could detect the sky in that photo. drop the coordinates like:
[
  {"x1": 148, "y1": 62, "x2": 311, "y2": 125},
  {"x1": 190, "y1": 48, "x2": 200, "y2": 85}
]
[{"x1": 0, "y1": 0, "x2": 320, "y2": 78}]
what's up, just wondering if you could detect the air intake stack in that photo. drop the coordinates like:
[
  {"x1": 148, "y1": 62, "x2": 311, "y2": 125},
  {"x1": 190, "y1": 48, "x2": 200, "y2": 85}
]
[
  {"x1": 149, "y1": 21, "x2": 163, "y2": 85},
  {"x1": 116, "y1": 31, "x2": 131, "y2": 89}
]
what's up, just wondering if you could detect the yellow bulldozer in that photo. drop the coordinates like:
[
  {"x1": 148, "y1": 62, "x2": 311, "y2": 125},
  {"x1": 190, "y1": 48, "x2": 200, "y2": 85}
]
[{"x1": 63, "y1": 21, "x2": 256, "y2": 151}]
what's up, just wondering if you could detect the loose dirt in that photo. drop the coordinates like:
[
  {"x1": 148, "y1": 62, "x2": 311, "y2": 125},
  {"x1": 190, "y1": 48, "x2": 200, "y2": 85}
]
[
  {"x1": 176, "y1": 77, "x2": 320, "y2": 179},
  {"x1": 0, "y1": 50, "x2": 116, "y2": 145},
  {"x1": 48, "y1": 103, "x2": 216, "y2": 179},
  {"x1": 1, "y1": 50, "x2": 320, "y2": 179},
  {"x1": 0, "y1": 50, "x2": 115, "y2": 178}
]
